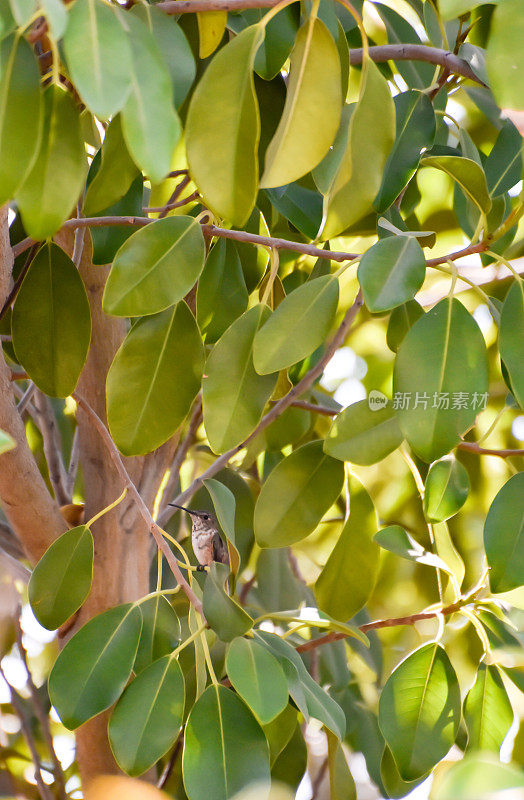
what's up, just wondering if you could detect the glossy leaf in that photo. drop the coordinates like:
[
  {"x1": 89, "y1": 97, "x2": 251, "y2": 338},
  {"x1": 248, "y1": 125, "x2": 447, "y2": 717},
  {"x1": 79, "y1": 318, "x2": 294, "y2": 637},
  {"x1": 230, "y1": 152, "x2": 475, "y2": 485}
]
[
  {"x1": 197, "y1": 239, "x2": 248, "y2": 344},
  {"x1": 8, "y1": 0, "x2": 36, "y2": 25},
  {"x1": 393, "y1": 298, "x2": 488, "y2": 462},
  {"x1": 325, "y1": 399, "x2": 402, "y2": 465},
  {"x1": 63, "y1": 0, "x2": 132, "y2": 121},
  {"x1": 255, "y1": 548, "x2": 306, "y2": 613},
  {"x1": 103, "y1": 216, "x2": 205, "y2": 317},
  {"x1": 11, "y1": 243, "x2": 91, "y2": 398},
  {"x1": 265, "y1": 182, "x2": 323, "y2": 240},
  {"x1": 358, "y1": 235, "x2": 426, "y2": 313},
  {"x1": 379, "y1": 643, "x2": 461, "y2": 781},
  {"x1": 203, "y1": 563, "x2": 253, "y2": 643},
  {"x1": 486, "y1": 0, "x2": 524, "y2": 111},
  {"x1": 315, "y1": 477, "x2": 378, "y2": 621},
  {"x1": 186, "y1": 25, "x2": 263, "y2": 226},
  {"x1": 433, "y1": 521, "x2": 465, "y2": 594},
  {"x1": 0, "y1": 34, "x2": 42, "y2": 205},
  {"x1": 374, "y1": 525, "x2": 452, "y2": 573},
  {"x1": 203, "y1": 305, "x2": 277, "y2": 454},
  {"x1": 421, "y1": 156, "x2": 492, "y2": 215},
  {"x1": 183, "y1": 685, "x2": 270, "y2": 800},
  {"x1": 253, "y1": 5, "x2": 298, "y2": 80},
  {"x1": 260, "y1": 17, "x2": 341, "y2": 188},
  {"x1": 49, "y1": 604, "x2": 142, "y2": 730},
  {"x1": 374, "y1": 91, "x2": 435, "y2": 212},
  {"x1": 28, "y1": 526, "x2": 93, "y2": 631},
  {"x1": 197, "y1": 10, "x2": 226, "y2": 58},
  {"x1": 109, "y1": 655, "x2": 185, "y2": 776},
  {"x1": 484, "y1": 472, "x2": 524, "y2": 593},
  {"x1": 84, "y1": 115, "x2": 140, "y2": 216},
  {"x1": 485, "y1": 120, "x2": 523, "y2": 196},
  {"x1": 134, "y1": 595, "x2": 180, "y2": 674},
  {"x1": 16, "y1": 84, "x2": 87, "y2": 240},
  {"x1": 463, "y1": 664, "x2": 513, "y2": 753},
  {"x1": 253, "y1": 276, "x2": 339, "y2": 374},
  {"x1": 263, "y1": 705, "x2": 298, "y2": 764},
  {"x1": 386, "y1": 300, "x2": 424, "y2": 353},
  {"x1": 423, "y1": 456, "x2": 470, "y2": 522},
  {"x1": 0, "y1": 430, "x2": 15, "y2": 454},
  {"x1": 254, "y1": 440, "x2": 344, "y2": 547},
  {"x1": 499, "y1": 280, "x2": 524, "y2": 409},
  {"x1": 106, "y1": 303, "x2": 204, "y2": 456},
  {"x1": 40, "y1": 0, "x2": 67, "y2": 38},
  {"x1": 226, "y1": 637, "x2": 288, "y2": 724},
  {"x1": 380, "y1": 745, "x2": 427, "y2": 800},
  {"x1": 430, "y1": 754, "x2": 524, "y2": 800}
]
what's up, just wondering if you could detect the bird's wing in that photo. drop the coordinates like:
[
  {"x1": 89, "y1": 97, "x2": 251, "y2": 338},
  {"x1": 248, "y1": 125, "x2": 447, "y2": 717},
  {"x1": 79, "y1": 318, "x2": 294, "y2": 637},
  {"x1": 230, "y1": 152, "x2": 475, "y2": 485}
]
[{"x1": 212, "y1": 533, "x2": 229, "y2": 565}]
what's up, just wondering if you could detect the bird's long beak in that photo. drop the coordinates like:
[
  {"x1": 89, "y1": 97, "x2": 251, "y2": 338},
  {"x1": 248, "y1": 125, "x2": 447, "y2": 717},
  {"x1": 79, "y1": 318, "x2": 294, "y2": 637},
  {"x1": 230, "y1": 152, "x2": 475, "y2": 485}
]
[{"x1": 168, "y1": 503, "x2": 197, "y2": 515}]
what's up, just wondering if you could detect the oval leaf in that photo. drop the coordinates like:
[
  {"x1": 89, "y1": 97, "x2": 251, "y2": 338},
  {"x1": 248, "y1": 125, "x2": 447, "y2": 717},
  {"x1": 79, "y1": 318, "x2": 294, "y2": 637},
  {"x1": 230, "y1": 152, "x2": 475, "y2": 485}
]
[
  {"x1": 463, "y1": 664, "x2": 513, "y2": 753},
  {"x1": 83, "y1": 114, "x2": 140, "y2": 216},
  {"x1": 183, "y1": 684, "x2": 270, "y2": 800},
  {"x1": 393, "y1": 298, "x2": 488, "y2": 462},
  {"x1": 378, "y1": 643, "x2": 461, "y2": 781},
  {"x1": 253, "y1": 276, "x2": 339, "y2": 375},
  {"x1": 49, "y1": 604, "x2": 142, "y2": 730},
  {"x1": 260, "y1": 17, "x2": 341, "y2": 188},
  {"x1": 134, "y1": 595, "x2": 181, "y2": 674},
  {"x1": 28, "y1": 526, "x2": 94, "y2": 631},
  {"x1": 103, "y1": 216, "x2": 206, "y2": 317},
  {"x1": 486, "y1": 0, "x2": 524, "y2": 112},
  {"x1": 324, "y1": 399, "x2": 403, "y2": 465},
  {"x1": 254, "y1": 440, "x2": 344, "y2": 548},
  {"x1": 358, "y1": 236, "x2": 426, "y2": 313},
  {"x1": 109, "y1": 655, "x2": 185, "y2": 776},
  {"x1": 499, "y1": 280, "x2": 524, "y2": 409},
  {"x1": 484, "y1": 472, "x2": 524, "y2": 594},
  {"x1": 386, "y1": 299, "x2": 424, "y2": 353},
  {"x1": 203, "y1": 563, "x2": 253, "y2": 643},
  {"x1": 423, "y1": 456, "x2": 470, "y2": 523},
  {"x1": 196, "y1": 238, "x2": 248, "y2": 344},
  {"x1": 374, "y1": 525, "x2": 452, "y2": 573},
  {"x1": 226, "y1": 637, "x2": 288, "y2": 724},
  {"x1": 11, "y1": 243, "x2": 91, "y2": 398},
  {"x1": 421, "y1": 156, "x2": 492, "y2": 215}
]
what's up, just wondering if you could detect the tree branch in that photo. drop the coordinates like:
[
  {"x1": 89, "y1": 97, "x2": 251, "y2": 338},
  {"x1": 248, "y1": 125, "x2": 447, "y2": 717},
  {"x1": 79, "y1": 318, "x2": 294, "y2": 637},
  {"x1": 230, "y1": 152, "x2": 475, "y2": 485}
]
[
  {"x1": 457, "y1": 441, "x2": 524, "y2": 458},
  {"x1": 33, "y1": 391, "x2": 70, "y2": 506},
  {"x1": 350, "y1": 44, "x2": 485, "y2": 86}
]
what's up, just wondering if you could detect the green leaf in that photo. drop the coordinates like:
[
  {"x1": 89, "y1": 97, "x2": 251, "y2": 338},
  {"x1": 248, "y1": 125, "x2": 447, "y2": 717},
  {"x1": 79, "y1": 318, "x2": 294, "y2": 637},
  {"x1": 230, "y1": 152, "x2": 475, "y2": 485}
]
[
  {"x1": 253, "y1": 276, "x2": 339, "y2": 374},
  {"x1": 134, "y1": 595, "x2": 180, "y2": 674},
  {"x1": 83, "y1": 115, "x2": 140, "y2": 216},
  {"x1": 430, "y1": 753, "x2": 524, "y2": 800},
  {"x1": 374, "y1": 525, "x2": 453, "y2": 574},
  {"x1": 109, "y1": 655, "x2": 185, "y2": 776},
  {"x1": 324, "y1": 399, "x2": 403, "y2": 465},
  {"x1": 260, "y1": 17, "x2": 341, "y2": 188},
  {"x1": 28, "y1": 526, "x2": 93, "y2": 631},
  {"x1": 197, "y1": 10, "x2": 226, "y2": 58},
  {"x1": 203, "y1": 478, "x2": 241, "y2": 579},
  {"x1": 16, "y1": 84, "x2": 87, "y2": 240},
  {"x1": 0, "y1": 34, "x2": 42, "y2": 205},
  {"x1": 380, "y1": 745, "x2": 428, "y2": 800},
  {"x1": 49, "y1": 604, "x2": 142, "y2": 730},
  {"x1": 40, "y1": 0, "x2": 68, "y2": 38},
  {"x1": 484, "y1": 472, "x2": 524, "y2": 593},
  {"x1": 226, "y1": 638, "x2": 288, "y2": 724},
  {"x1": 433, "y1": 521, "x2": 465, "y2": 594},
  {"x1": 255, "y1": 549, "x2": 306, "y2": 613},
  {"x1": 322, "y1": 57, "x2": 395, "y2": 239},
  {"x1": 386, "y1": 300, "x2": 424, "y2": 353},
  {"x1": 0, "y1": 429, "x2": 15, "y2": 454},
  {"x1": 183, "y1": 684, "x2": 270, "y2": 800},
  {"x1": 107, "y1": 303, "x2": 204, "y2": 456},
  {"x1": 186, "y1": 25, "x2": 263, "y2": 226},
  {"x1": 358, "y1": 235, "x2": 426, "y2": 313},
  {"x1": 374, "y1": 91, "x2": 435, "y2": 213},
  {"x1": 439, "y1": 0, "x2": 485, "y2": 19},
  {"x1": 263, "y1": 705, "x2": 298, "y2": 764},
  {"x1": 63, "y1": 0, "x2": 132, "y2": 121},
  {"x1": 254, "y1": 440, "x2": 344, "y2": 547},
  {"x1": 203, "y1": 563, "x2": 253, "y2": 643},
  {"x1": 463, "y1": 664, "x2": 513, "y2": 753},
  {"x1": 393, "y1": 298, "x2": 488, "y2": 462},
  {"x1": 499, "y1": 280, "x2": 524, "y2": 409},
  {"x1": 375, "y1": 5, "x2": 434, "y2": 89},
  {"x1": 421, "y1": 156, "x2": 492, "y2": 215},
  {"x1": 8, "y1": 0, "x2": 37, "y2": 26},
  {"x1": 315, "y1": 477, "x2": 378, "y2": 621},
  {"x1": 202, "y1": 305, "x2": 277, "y2": 454},
  {"x1": 11, "y1": 243, "x2": 91, "y2": 398},
  {"x1": 265, "y1": 183, "x2": 323, "y2": 240},
  {"x1": 119, "y1": 13, "x2": 181, "y2": 183},
  {"x1": 423, "y1": 456, "x2": 470, "y2": 522},
  {"x1": 327, "y1": 730, "x2": 356, "y2": 800},
  {"x1": 485, "y1": 120, "x2": 523, "y2": 196},
  {"x1": 90, "y1": 176, "x2": 144, "y2": 266},
  {"x1": 379, "y1": 643, "x2": 461, "y2": 781},
  {"x1": 487, "y1": 0, "x2": 524, "y2": 111},
  {"x1": 197, "y1": 239, "x2": 248, "y2": 344},
  {"x1": 103, "y1": 216, "x2": 205, "y2": 317},
  {"x1": 254, "y1": 6, "x2": 298, "y2": 80}
]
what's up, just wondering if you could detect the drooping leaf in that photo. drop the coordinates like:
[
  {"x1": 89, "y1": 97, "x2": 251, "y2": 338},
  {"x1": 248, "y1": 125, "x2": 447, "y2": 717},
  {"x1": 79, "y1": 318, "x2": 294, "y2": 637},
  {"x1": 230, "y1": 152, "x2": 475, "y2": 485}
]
[
  {"x1": 8, "y1": 0, "x2": 36, "y2": 26},
  {"x1": 109, "y1": 655, "x2": 185, "y2": 776},
  {"x1": 16, "y1": 84, "x2": 87, "y2": 240},
  {"x1": 499, "y1": 280, "x2": 524, "y2": 409},
  {"x1": 463, "y1": 664, "x2": 514, "y2": 753},
  {"x1": 374, "y1": 525, "x2": 452, "y2": 573},
  {"x1": 358, "y1": 235, "x2": 426, "y2": 313},
  {"x1": 197, "y1": 10, "x2": 226, "y2": 58},
  {"x1": 433, "y1": 521, "x2": 465, "y2": 594},
  {"x1": 83, "y1": 115, "x2": 140, "y2": 216},
  {"x1": 380, "y1": 745, "x2": 427, "y2": 800},
  {"x1": 260, "y1": 16, "x2": 341, "y2": 188},
  {"x1": 63, "y1": 0, "x2": 132, "y2": 121},
  {"x1": 197, "y1": 239, "x2": 248, "y2": 344},
  {"x1": 485, "y1": 120, "x2": 523, "y2": 196},
  {"x1": 327, "y1": 730, "x2": 356, "y2": 800},
  {"x1": 28, "y1": 526, "x2": 93, "y2": 631},
  {"x1": 134, "y1": 595, "x2": 180, "y2": 675},
  {"x1": 183, "y1": 684, "x2": 270, "y2": 800},
  {"x1": 265, "y1": 182, "x2": 323, "y2": 240},
  {"x1": 421, "y1": 156, "x2": 492, "y2": 215},
  {"x1": 379, "y1": 643, "x2": 461, "y2": 781},
  {"x1": 386, "y1": 300, "x2": 424, "y2": 353},
  {"x1": 0, "y1": 34, "x2": 42, "y2": 205},
  {"x1": 103, "y1": 216, "x2": 206, "y2": 317},
  {"x1": 325, "y1": 399, "x2": 403, "y2": 465},
  {"x1": 253, "y1": 5, "x2": 299, "y2": 80},
  {"x1": 255, "y1": 440, "x2": 344, "y2": 547},
  {"x1": 40, "y1": 0, "x2": 67, "y2": 38},
  {"x1": 423, "y1": 456, "x2": 470, "y2": 522},
  {"x1": 486, "y1": 0, "x2": 524, "y2": 111},
  {"x1": 253, "y1": 276, "x2": 339, "y2": 374},
  {"x1": 226, "y1": 637, "x2": 289, "y2": 724},
  {"x1": 49, "y1": 604, "x2": 142, "y2": 730},
  {"x1": 106, "y1": 303, "x2": 204, "y2": 456},
  {"x1": 255, "y1": 548, "x2": 306, "y2": 613},
  {"x1": 203, "y1": 563, "x2": 253, "y2": 643},
  {"x1": 203, "y1": 478, "x2": 240, "y2": 579},
  {"x1": 484, "y1": 472, "x2": 524, "y2": 593},
  {"x1": 393, "y1": 298, "x2": 488, "y2": 462},
  {"x1": 11, "y1": 243, "x2": 91, "y2": 398},
  {"x1": 263, "y1": 705, "x2": 298, "y2": 765},
  {"x1": 202, "y1": 305, "x2": 277, "y2": 454},
  {"x1": 186, "y1": 25, "x2": 263, "y2": 226},
  {"x1": 315, "y1": 477, "x2": 378, "y2": 621}
]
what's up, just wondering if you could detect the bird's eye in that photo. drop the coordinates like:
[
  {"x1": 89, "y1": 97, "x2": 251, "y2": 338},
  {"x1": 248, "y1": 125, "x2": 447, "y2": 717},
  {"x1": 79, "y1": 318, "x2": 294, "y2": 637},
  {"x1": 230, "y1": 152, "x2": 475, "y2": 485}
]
[{"x1": 203, "y1": 514, "x2": 209, "y2": 520}]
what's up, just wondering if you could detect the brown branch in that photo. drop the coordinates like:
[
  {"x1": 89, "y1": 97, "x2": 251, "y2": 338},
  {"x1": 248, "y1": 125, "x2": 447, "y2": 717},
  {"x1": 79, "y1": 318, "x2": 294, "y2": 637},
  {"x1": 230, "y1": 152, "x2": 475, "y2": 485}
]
[
  {"x1": 72, "y1": 393, "x2": 204, "y2": 615},
  {"x1": 457, "y1": 441, "x2": 524, "y2": 458},
  {"x1": 66, "y1": 427, "x2": 80, "y2": 497},
  {"x1": 171, "y1": 290, "x2": 364, "y2": 509},
  {"x1": 285, "y1": 399, "x2": 338, "y2": 416},
  {"x1": 0, "y1": 243, "x2": 39, "y2": 323},
  {"x1": 34, "y1": 391, "x2": 70, "y2": 506},
  {"x1": 350, "y1": 45, "x2": 485, "y2": 87},
  {"x1": 157, "y1": 0, "x2": 282, "y2": 12}
]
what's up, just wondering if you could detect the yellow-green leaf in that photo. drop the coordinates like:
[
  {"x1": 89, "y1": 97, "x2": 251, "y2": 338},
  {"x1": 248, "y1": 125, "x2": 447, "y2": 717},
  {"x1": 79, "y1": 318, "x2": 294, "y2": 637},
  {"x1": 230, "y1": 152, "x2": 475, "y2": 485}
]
[{"x1": 197, "y1": 10, "x2": 226, "y2": 58}]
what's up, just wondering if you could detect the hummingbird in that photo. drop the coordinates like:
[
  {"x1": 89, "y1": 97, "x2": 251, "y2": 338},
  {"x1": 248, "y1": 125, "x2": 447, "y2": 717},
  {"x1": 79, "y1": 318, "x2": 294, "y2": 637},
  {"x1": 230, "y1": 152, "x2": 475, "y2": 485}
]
[{"x1": 169, "y1": 504, "x2": 229, "y2": 570}]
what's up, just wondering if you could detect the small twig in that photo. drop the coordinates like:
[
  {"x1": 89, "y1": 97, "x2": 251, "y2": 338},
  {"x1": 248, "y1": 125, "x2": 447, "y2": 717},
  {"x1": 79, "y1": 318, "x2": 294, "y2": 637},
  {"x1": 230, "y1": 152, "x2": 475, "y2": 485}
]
[
  {"x1": 17, "y1": 382, "x2": 36, "y2": 417},
  {"x1": 9, "y1": 370, "x2": 29, "y2": 381},
  {"x1": 457, "y1": 441, "x2": 524, "y2": 459},
  {"x1": 66, "y1": 427, "x2": 80, "y2": 497},
  {"x1": 144, "y1": 190, "x2": 200, "y2": 215},
  {"x1": 285, "y1": 399, "x2": 338, "y2": 416},
  {"x1": 72, "y1": 393, "x2": 204, "y2": 615},
  {"x1": 157, "y1": 730, "x2": 183, "y2": 789},
  {"x1": 0, "y1": 243, "x2": 39, "y2": 323},
  {"x1": 159, "y1": 175, "x2": 191, "y2": 219},
  {"x1": 157, "y1": 397, "x2": 203, "y2": 524},
  {"x1": 72, "y1": 203, "x2": 86, "y2": 268},
  {"x1": 34, "y1": 391, "x2": 69, "y2": 506},
  {"x1": 239, "y1": 575, "x2": 256, "y2": 605}
]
